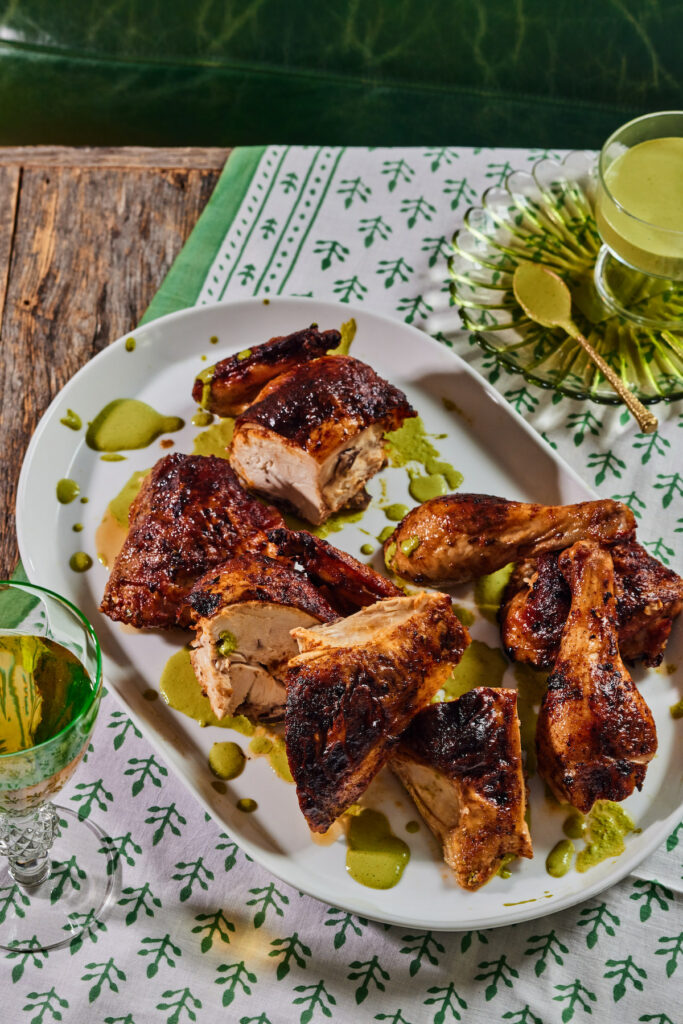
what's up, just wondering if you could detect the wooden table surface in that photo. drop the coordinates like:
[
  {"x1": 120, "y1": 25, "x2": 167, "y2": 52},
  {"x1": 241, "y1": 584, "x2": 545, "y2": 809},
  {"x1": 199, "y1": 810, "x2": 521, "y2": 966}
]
[{"x1": 0, "y1": 146, "x2": 230, "y2": 578}]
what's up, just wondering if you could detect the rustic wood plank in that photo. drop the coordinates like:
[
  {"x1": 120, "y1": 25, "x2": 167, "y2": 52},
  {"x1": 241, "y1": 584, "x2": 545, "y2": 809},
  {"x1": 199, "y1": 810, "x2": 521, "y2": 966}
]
[
  {"x1": 0, "y1": 165, "x2": 20, "y2": 330},
  {"x1": 0, "y1": 163, "x2": 221, "y2": 576},
  {"x1": 0, "y1": 147, "x2": 230, "y2": 169}
]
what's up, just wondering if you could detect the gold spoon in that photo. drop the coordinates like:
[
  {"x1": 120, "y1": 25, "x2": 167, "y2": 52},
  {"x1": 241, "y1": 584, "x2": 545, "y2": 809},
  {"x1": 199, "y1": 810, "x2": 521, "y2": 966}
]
[{"x1": 513, "y1": 262, "x2": 658, "y2": 434}]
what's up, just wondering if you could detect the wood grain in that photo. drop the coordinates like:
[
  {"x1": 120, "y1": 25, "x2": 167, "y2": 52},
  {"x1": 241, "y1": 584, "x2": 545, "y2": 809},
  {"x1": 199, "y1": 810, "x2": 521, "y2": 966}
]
[
  {"x1": 0, "y1": 155, "x2": 224, "y2": 576},
  {"x1": 0, "y1": 147, "x2": 230, "y2": 169}
]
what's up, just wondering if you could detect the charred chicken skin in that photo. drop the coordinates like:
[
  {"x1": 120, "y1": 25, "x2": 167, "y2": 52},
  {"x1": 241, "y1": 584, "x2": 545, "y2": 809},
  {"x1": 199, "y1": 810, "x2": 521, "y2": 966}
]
[
  {"x1": 285, "y1": 592, "x2": 470, "y2": 833},
  {"x1": 501, "y1": 541, "x2": 683, "y2": 669},
  {"x1": 187, "y1": 554, "x2": 338, "y2": 721},
  {"x1": 536, "y1": 540, "x2": 657, "y2": 813},
  {"x1": 100, "y1": 454, "x2": 284, "y2": 629},
  {"x1": 392, "y1": 688, "x2": 533, "y2": 891},
  {"x1": 385, "y1": 493, "x2": 636, "y2": 585},
  {"x1": 267, "y1": 527, "x2": 401, "y2": 616},
  {"x1": 191, "y1": 325, "x2": 339, "y2": 417},
  {"x1": 230, "y1": 355, "x2": 416, "y2": 525}
]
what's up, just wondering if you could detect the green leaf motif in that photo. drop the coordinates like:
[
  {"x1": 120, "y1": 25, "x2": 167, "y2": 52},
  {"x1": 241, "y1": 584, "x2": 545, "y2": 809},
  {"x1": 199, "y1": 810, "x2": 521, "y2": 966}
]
[
  {"x1": 269, "y1": 932, "x2": 312, "y2": 980},
  {"x1": 145, "y1": 804, "x2": 187, "y2": 847},
  {"x1": 566, "y1": 411, "x2": 603, "y2": 447},
  {"x1": 22, "y1": 986, "x2": 69, "y2": 1024},
  {"x1": 502, "y1": 1008, "x2": 544, "y2": 1024},
  {"x1": 124, "y1": 755, "x2": 168, "y2": 797},
  {"x1": 630, "y1": 879, "x2": 673, "y2": 922},
  {"x1": 665, "y1": 821, "x2": 682, "y2": 851},
  {"x1": 324, "y1": 907, "x2": 367, "y2": 949},
  {"x1": 215, "y1": 961, "x2": 257, "y2": 1007},
  {"x1": 156, "y1": 987, "x2": 202, "y2": 1024},
  {"x1": 337, "y1": 177, "x2": 372, "y2": 209},
  {"x1": 424, "y1": 982, "x2": 468, "y2": 1023},
  {"x1": 375, "y1": 1011, "x2": 414, "y2": 1024},
  {"x1": 524, "y1": 930, "x2": 568, "y2": 977},
  {"x1": 643, "y1": 537, "x2": 675, "y2": 565},
  {"x1": 504, "y1": 386, "x2": 539, "y2": 415},
  {"x1": 443, "y1": 177, "x2": 477, "y2": 211},
  {"x1": 192, "y1": 909, "x2": 235, "y2": 953},
  {"x1": 172, "y1": 857, "x2": 214, "y2": 903},
  {"x1": 348, "y1": 955, "x2": 390, "y2": 1005},
  {"x1": 632, "y1": 431, "x2": 670, "y2": 465},
  {"x1": 292, "y1": 980, "x2": 337, "y2": 1023},
  {"x1": 247, "y1": 882, "x2": 290, "y2": 929},
  {"x1": 421, "y1": 235, "x2": 451, "y2": 268},
  {"x1": 396, "y1": 295, "x2": 433, "y2": 324},
  {"x1": 475, "y1": 955, "x2": 519, "y2": 1002},
  {"x1": 260, "y1": 217, "x2": 277, "y2": 239},
  {"x1": 107, "y1": 710, "x2": 141, "y2": 750},
  {"x1": 313, "y1": 239, "x2": 349, "y2": 271},
  {"x1": 49, "y1": 855, "x2": 86, "y2": 905},
  {"x1": 70, "y1": 778, "x2": 114, "y2": 821},
  {"x1": 603, "y1": 955, "x2": 647, "y2": 1002},
  {"x1": 333, "y1": 276, "x2": 368, "y2": 304},
  {"x1": 586, "y1": 450, "x2": 626, "y2": 486},
  {"x1": 654, "y1": 472, "x2": 683, "y2": 509},
  {"x1": 381, "y1": 159, "x2": 415, "y2": 193},
  {"x1": 576, "y1": 903, "x2": 620, "y2": 949},
  {"x1": 0, "y1": 883, "x2": 30, "y2": 925},
  {"x1": 138, "y1": 934, "x2": 182, "y2": 979},
  {"x1": 63, "y1": 909, "x2": 107, "y2": 955},
  {"x1": 399, "y1": 931, "x2": 445, "y2": 975},
  {"x1": 611, "y1": 491, "x2": 646, "y2": 519},
  {"x1": 377, "y1": 257, "x2": 414, "y2": 289},
  {"x1": 358, "y1": 215, "x2": 392, "y2": 248},
  {"x1": 460, "y1": 929, "x2": 489, "y2": 954},
  {"x1": 553, "y1": 979, "x2": 597, "y2": 1022},
  {"x1": 655, "y1": 932, "x2": 683, "y2": 978},
  {"x1": 6, "y1": 936, "x2": 45, "y2": 983},
  {"x1": 400, "y1": 196, "x2": 437, "y2": 229},
  {"x1": 423, "y1": 147, "x2": 459, "y2": 172},
  {"x1": 117, "y1": 882, "x2": 162, "y2": 926},
  {"x1": 98, "y1": 831, "x2": 142, "y2": 875},
  {"x1": 81, "y1": 957, "x2": 126, "y2": 1004},
  {"x1": 485, "y1": 161, "x2": 515, "y2": 188}
]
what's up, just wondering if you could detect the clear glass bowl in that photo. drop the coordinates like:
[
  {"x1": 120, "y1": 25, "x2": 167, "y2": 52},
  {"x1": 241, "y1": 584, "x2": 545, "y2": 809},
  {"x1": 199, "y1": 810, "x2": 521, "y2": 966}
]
[{"x1": 449, "y1": 151, "x2": 683, "y2": 404}]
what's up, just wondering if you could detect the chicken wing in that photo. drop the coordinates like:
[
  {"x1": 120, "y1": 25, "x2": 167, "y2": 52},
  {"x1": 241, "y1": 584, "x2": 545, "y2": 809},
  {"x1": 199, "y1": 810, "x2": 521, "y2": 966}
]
[
  {"x1": 100, "y1": 454, "x2": 284, "y2": 629},
  {"x1": 187, "y1": 554, "x2": 338, "y2": 720},
  {"x1": 267, "y1": 527, "x2": 401, "y2": 616},
  {"x1": 501, "y1": 541, "x2": 683, "y2": 669},
  {"x1": 392, "y1": 688, "x2": 532, "y2": 890},
  {"x1": 536, "y1": 540, "x2": 657, "y2": 813},
  {"x1": 230, "y1": 355, "x2": 416, "y2": 524},
  {"x1": 286, "y1": 592, "x2": 470, "y2": 832},
  {"x1": 385, "y1": 493, "x2": 636, "y2": 585},
  {"x1": 191, "y1": 325, "x2": 338, "y2": 417}
]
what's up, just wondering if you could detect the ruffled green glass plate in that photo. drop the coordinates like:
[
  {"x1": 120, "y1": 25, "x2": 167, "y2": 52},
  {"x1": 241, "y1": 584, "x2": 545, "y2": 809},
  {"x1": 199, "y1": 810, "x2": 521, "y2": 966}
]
[{"x1": 449, "y1": 151, "x2": 683, "y2": 404}]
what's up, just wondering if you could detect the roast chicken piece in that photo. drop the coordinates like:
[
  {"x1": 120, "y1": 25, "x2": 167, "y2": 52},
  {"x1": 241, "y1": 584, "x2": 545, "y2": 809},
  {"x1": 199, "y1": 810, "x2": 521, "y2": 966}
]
[
  {"x1": 285, "y1": 592, "x2": 470, "y2": 833},
  {"x1": 501, "y1": 541, "x2": 683, "y2": 669},
  {"x1": 267, "y1": 527, "x2": 401, "y2": 615},
  {"x1": 385, "y1": 493, "x2": 636, "y2": 585},
  {"x1": 192, "y1": 325, "x2": 338, "y2": 417},
  {"x1": 187, "y1": 554, "x2": 338, "y2": 720},
  {"x1": 230, "y1": 355, "x2": 416, "y2": 525},
  {"x1": 536, "y1": 540, "x2": 657, "y2": 813},
  {"x1": 100, "y1": 454, "x2": 284, "y2": 629},
  {"x1": 392, "y1": 688, "x2": 533, "y2": 891}
]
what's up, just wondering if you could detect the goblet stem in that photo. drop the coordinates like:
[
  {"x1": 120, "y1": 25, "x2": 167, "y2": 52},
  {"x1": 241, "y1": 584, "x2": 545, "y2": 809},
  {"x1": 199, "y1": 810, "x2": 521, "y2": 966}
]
[{"x1": 0, "y1": 803, "x2": 59, "y2": 887}]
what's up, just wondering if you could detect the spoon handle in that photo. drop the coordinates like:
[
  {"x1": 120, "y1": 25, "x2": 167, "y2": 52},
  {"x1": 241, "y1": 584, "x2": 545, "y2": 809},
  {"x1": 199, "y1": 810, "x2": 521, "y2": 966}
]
[{"x1": 570, "y1": 328, "x2": 658, "y2": 434}]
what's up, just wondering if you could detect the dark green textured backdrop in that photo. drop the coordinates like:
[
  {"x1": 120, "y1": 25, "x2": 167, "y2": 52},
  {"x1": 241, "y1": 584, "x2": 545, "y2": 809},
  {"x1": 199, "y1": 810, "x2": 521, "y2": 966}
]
[{"x1": 0, "y1": 1, "x2": 681, "y2": 147}]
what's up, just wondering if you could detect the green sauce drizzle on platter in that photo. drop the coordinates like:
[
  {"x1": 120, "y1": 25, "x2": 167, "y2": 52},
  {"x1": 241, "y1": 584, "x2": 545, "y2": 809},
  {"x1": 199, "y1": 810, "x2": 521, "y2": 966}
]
[
  {"x1": 85, "y1": 399, "x2": 184, "y2": 452},
  {"x1": 208, "y1": 741, "x2": 246, "y2": 780},
  {"x1": 159, "y1": 647, "x2": 254, "y2": 734},
  {"x1": 346, "y1": 808, "x2": 410, "y2": 889},
  {"x1": 56, "y1": 478, "x2": 80, "y2": 504}
]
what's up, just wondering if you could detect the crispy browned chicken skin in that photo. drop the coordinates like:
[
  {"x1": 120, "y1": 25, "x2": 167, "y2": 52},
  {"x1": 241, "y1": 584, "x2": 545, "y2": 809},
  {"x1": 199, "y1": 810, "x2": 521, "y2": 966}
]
[
  {"x1": 187, "y1": 553, "x2": 338, "y2": 720},
  {"x1": 385, "y1": 493, "x2": 636, "y2": 584},
  {"x1": 192, "y1": 325, "x2": 339, "y2": 417},
  {"x1": 230, "y1": 355, "x2": 416, "y2": 524},
  {"x1": 286, "y1": 592, "x2": 470, "y2": 833},
  {"x1": 100, "y1": 454, "x2": 284, "y2": 629},
  {"x1": 267, "y1": 527, "x2": 401, "y2": 616},
  {"x1": 536, "y1": 540, "x2": 657, "y2": 813},
  {"x1": 501, "y1": 541, "x2": 683, "y2": 669},
  {"x1": 392, "y1": 688, "x2": 532, "y2": 890}
]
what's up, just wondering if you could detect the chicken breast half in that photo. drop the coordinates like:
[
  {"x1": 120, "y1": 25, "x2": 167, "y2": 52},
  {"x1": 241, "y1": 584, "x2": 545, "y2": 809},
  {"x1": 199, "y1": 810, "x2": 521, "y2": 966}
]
[
  {"x1": 230, "y1": 355, "x2": 416, "y2": 524},
  {"x1": 285, "y1": 592, "x2": 470, "y2": 833},
  {"x1": 392, "y1": 688, "x2": 533, "y2": 891},
  {"x1": 188, "y1": 554, "x2": 338, "y2": 720}
]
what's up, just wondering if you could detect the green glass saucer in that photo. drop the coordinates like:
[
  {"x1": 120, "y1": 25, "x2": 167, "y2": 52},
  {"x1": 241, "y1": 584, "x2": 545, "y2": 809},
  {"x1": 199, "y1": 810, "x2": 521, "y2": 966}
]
[{"x1": 449, "y1": 151, "x2": 683, "y2": 404}]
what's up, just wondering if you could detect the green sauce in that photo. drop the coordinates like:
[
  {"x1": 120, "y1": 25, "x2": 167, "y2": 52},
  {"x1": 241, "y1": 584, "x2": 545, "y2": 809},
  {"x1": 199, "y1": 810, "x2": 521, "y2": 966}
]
[
  {"x1": 442, "y1": 640, "x2": 507, "y2": 700},
  {"x1": 513, "y1": 663, "x2": 548, "y2": 773},
  {"x1": 311, "y1": 508, "x2": 364, "y2": 539},
  {"x1": 399, "y1": 536, "x2": 420, "y2": 557},
  {"x1": 196, "y1": 366, "x2": 215, "y2": 408},
  {"x1": 237, "y1": 798, "x2": 258, "y2": 813},
  {"x1": 384, "y1": 541, "x2": 397, "y2": 570},
  {"x1": 377, "y1": 526, "x2": 395, "y2": 544},
  {"x1": 208, "y1": 741, "x2": 246, "y2": 780},
  {"x1": 563, "y1": 811, "x2": 587, "y2": 839},
  {"x1": 69, "y1": 552, "x2": 92, "y2": 573},
  {"x1": 60, "y1": 409, "x2": 82, "y2": 431},
  {"x1": 125, "y1": 337, "x2": 136, "y2": 352},
  {"x1": 80, "y1": 497, "x2": 89, "y2": 504},
  {"x1": 249, "y1": 733, "x2": 293, "y2": 783},
  {"x1": 405, "y1": 820, "x2": 420, "y2": 834},
  {"x1": 327, "y1": 318, "x2": 357, "y2": 356},
  {"x1": 452, "y1": 604, "x2": 475, "y2": 627},
  {"x1": 209, "y1": 335, "x2": 219, "y2": 345},
  {"x1": 670, "y1": 698, "x2": 683, "y2": 719},
  {"x1": 407, "y1": 471, "x2": 448, "y2": 503},
  {"x1": 192, "y1": 417, "x2": 235, "y2": 459},
  {"x1": 237, "y1": 348, "x2": 252, "y2": 361},
  {"x1": 72, "y1": 523, "x2": 83, "y2": 533},
  {"x1": 85, "y1": 399, "x2": 184, "y2": 452},
  {"x1": 546, "y1": 839, "x2": 574, "y2": 878},
  {"x1": 385, "y1": 417, "x2": 463, "y2": 502},
  {"x1": 142, "y1": 688, "x2": 158, "y2": 702},
  {"x1": 346, "y1": 809, "x2": 410, "y2": 890},
  {"x1": 216, "y1": 630, "x2": 238, "y2": 658},
  {"x1": 108, "y1": 470, "x2": 149, "y2": 527},
  {"x1": 496, "y1": 853, "x2": 516, "y2": 879},
  {"x1": 192, "y1": 410, "x2": 214, "y2": 428},
  {"x1": 100, "y1": 453, "x2": 126, "y2": 462},
  {"x1": 360, "y1": 543, "x2": 375, "y2": 556},
  {"x1": 384, "y1": 503, "x2": 409, "y2": 522},
  {"x1": 159, "y1": 647, "x2": 255, "y2": 734},
  {"x1": 575, "y1": 800, "x2": 635, "y2": 873},
  {"x1": 56, "y1": 478, "x2": 80, "y2": 504},
  {"x1": 474, "y1": 563, "x2": 515, "y2": 623}
]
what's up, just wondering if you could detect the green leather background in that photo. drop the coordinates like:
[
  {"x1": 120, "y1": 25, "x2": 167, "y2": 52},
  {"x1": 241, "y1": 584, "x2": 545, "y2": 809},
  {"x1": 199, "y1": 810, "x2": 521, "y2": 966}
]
[{"x1": 0, "y1": 1, "x2": 681, "y2": 146}]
